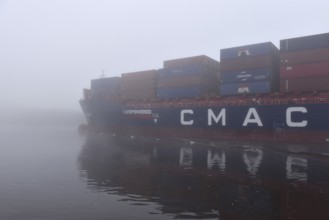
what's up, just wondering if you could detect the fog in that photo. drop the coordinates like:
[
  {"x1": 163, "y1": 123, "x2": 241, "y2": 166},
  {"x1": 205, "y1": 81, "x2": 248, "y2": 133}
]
[
  {"x1": 1, "y1": 2, "x2": 329, "y2": 218},
  {"x1": 1, "y1": 0, "x2": 328, "y2": 112}
]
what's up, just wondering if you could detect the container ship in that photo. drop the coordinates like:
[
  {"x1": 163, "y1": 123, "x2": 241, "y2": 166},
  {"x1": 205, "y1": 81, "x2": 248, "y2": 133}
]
[{"x1": 80, "y1": 33, "x2": 329, "y2": 143}]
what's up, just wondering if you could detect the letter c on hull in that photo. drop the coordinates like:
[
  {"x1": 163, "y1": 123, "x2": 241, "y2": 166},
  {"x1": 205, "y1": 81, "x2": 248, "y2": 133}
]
[
  {"x1": 181, "y1": 109, "x2": 194, "y2": 125},
  {"x1": 286, "y1": 107, "x2": 308, "y2": 127}
]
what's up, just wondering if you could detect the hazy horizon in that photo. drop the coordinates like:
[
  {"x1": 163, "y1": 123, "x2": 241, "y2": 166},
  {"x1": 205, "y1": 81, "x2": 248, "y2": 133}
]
[
  {"x1": 0, "y1": 106, "x2": 85, "y2": 126},
  {"x1": 1, "y1": 0, "x2": 329, "y2": 111}
]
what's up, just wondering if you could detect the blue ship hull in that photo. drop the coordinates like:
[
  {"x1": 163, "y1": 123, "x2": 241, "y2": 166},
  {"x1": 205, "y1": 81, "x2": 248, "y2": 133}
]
[{"x1": 80, "y1": 96, "x2": 329, "y2": 143}]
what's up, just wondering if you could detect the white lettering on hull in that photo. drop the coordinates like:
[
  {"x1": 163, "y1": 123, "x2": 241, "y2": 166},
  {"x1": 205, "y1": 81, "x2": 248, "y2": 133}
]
[
  {"x1": 123, "y1": 109, "x2": 152, "y2": 115},
  {"x1": 179, "y1": 107, "x2": 309, "y2": 128},
  {"x1": 181, "y1": 109, "x2": 194, "y2": 125},
  {"x1": 286, "y1": 107, "x2": 308, "y2": 127},
  {"x1": 208, "y1": 109, "x2": 226, "y2": 126},
  {"x1": 242, "y1": 108, "x2": 263, "y2": 127}
]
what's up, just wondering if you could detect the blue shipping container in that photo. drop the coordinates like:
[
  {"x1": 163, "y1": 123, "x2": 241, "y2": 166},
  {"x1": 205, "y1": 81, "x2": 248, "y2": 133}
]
[
  {"x1": 220, "y1": 68, "x2": 273, "y2": 84},
  {"x1": 220, "y1": 81, "x2": 271, "y2": 96},
  {"x1": 220, "y1": 42, "x2": 276, "y2": 60},
  {"x1": 157, "y1": 86, "x2": 206, "y2": 99},
  {"x1": 158, "y1": 65, "x2": 208, "y2": 78},
  {"x1": 280, "y1": 32, "x2": 329, "y2": 52}
]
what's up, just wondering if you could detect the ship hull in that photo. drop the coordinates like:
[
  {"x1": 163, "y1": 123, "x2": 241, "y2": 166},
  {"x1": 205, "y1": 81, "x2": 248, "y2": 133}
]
[{"x1": 80, "y1": 99, "x2": 329, "y2": 144}]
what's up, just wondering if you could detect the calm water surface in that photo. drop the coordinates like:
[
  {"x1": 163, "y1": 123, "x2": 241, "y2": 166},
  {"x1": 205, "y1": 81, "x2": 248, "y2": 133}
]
[{"x1": 1, "y1": 124, "x2": 329, "y2": 219}]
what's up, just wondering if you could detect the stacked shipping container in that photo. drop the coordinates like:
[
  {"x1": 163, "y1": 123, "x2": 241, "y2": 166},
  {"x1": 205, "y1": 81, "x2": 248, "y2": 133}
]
[
  {"x1": 157, "y1": 55, "x2": 219, "y2": 99},
  {"x1": 280, "y1": 33, "x2": 329, "y2": 93},
  {"x1": 120, "y1": 70, "x2": 158, "y2": 100},
  {"x1": 219, "y1": 42, "x2": 279, "y2": 96},
  {"x1": 89, "y1": 33, "x2": 329, "y2": 101},
  {"x1": 90, "y1": 77, "x2": 121, "y2": 98}
]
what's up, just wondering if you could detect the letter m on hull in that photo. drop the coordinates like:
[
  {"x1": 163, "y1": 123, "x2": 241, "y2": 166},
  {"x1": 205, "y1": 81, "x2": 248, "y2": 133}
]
[{"x1": 208, "y1": 109, "x2": 226, "y2": 126}]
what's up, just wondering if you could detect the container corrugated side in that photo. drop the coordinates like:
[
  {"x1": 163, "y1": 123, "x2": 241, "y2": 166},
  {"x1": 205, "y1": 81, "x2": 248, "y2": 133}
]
[
  {"x1": 164, "y1": 55, "x2": 219, "y2": 69},
  {"x1": 121, "y1": 88, "x2": 156, "y2": 100},
  {"x1": 220, "y1": 55, "x2": 274, "y2": 72},
  {"x1": 91, "y1": 77, "x2": 121, "y2": 95},
  {"x1": 121, "y1": 70, "x2": 157, "y2": 81},
  {"x1": 280, "y1": 47, "x2": 329, "y2": 66},
  {"x1": 121, "y1": 78, "x2": 157, "y2": 90},
  {"x1": 158, "y1": 65, "x2": 217, "y2": 78},
  {"x1": 220, "y1": 81, "x2": 272, "y2": 96},
  {"x1": 158, "y1": 75, "x2": 208, "y2": 88},
  {"x1": 280, "y1": 62, "x2": 329, "y2": 79},
  {"x1": 220, "y1": 68, "x2": 273, "y2": 84},
  {"x1": 280, "y1": 76, "x2": 329, "y2": 93},
  {"x1": 280, "y1": 32, "x2": 329, "y2": 52},
  {"x1": 220, "y1": 42, "x2": 277, "y2": 60},
  {"x1": 157, "y1": 86, "x2": 208, "y2": 99}
]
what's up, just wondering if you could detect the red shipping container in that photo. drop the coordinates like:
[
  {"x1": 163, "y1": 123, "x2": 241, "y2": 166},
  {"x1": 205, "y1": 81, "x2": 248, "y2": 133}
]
[
  {"x1": 280, "y1": 62, "x2": 329, "y2": 79},
  {"x1": 280, "y1": 76, "x2": 329, "y2": 93},
  {"x1": 121, "y1": 88, "x2": 156, "y2": 100},
  {"x1": 220, "y1": 55, "x2": 274, "y2": 72},
  {"x1": 281, "y1": 47, "x2": 329, "y2": 65},
  {"x1": 121, "y1": 78, "x2": 157, "y2": 90}
]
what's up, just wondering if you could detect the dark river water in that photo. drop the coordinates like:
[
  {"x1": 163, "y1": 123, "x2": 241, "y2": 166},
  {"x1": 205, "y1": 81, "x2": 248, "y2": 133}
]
[{"x1": 1, "y1": 124, "x2": 329, "y2": 220}]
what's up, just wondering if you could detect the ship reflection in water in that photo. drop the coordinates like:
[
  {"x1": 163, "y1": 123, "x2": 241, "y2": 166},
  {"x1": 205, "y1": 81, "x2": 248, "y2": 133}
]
[{"x1": 78, "y1": 133, "x2": 329, "y2": 220}]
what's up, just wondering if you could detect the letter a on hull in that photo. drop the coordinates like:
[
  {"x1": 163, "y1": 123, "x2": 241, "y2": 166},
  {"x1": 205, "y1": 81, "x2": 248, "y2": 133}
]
[{"x1": 243, "y1": 108, "x2": 263, "y2": 127}]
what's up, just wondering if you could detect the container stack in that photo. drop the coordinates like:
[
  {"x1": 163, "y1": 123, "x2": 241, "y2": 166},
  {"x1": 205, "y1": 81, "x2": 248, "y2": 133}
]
[
  {"x1": 280, "y1": 33, "x2": 329, "y2": 93},
  {"x1": 219, "y1": 42, "x2": 279, "y2": 96},
  {"x1": 90, "y1": 77, "x2": 121, "y2": 98},
  {"x1": 157, "y1": 55, "x2": 219, "y2": 99},
  {"x1": 120, "y1": 70, "x2": 157, "y2": 100}
]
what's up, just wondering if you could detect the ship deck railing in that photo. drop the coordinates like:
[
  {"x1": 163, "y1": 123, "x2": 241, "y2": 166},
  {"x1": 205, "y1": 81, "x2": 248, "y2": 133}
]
[
  {"x1": 122, "y1": 95, "x2": 329, "y2": 109},
  {"x1": 86, "y1": 92, "x2": 329, "y2": 109}
]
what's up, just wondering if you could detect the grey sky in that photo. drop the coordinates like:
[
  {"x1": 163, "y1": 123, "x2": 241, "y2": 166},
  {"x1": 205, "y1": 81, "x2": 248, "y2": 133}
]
[{"x1": 1, "y1": 0, "x2": 328, "y2": 110}]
